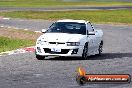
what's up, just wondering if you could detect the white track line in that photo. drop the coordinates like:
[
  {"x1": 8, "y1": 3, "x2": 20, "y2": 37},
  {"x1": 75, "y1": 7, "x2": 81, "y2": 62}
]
[
  {"x1": 0, "y1": 17, "x2": 10, "y2": 20},
  {"x1": 3, "y1": 18, "x2": 10, "y2": 20},
  {"x1": 34, "y1": 31, "x2": 41, "y2": 33}
]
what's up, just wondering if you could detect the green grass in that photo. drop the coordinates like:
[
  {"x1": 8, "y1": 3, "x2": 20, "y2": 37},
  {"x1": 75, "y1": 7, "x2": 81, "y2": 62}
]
[
  {"x1": 0, "y1": 36, "x2": 34, "y2": 52},
  {"x1": 0, "y1": 0, "x2": 132, "y2": 7},
  {"x1": 1, "y1": 10, "x2": 132, "y2": 24}
]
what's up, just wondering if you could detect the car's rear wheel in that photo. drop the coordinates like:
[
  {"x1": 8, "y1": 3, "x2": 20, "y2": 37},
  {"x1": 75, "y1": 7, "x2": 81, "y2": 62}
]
[
  {"x1": 98, "y1": 41, "x2": 103, "y2": 56},
  {"x1": 82, "y1": 43, "x2": 88, "y2": 59},
  {"x1": 36, "y1": 55, "x2": 45, "y2": 60}
]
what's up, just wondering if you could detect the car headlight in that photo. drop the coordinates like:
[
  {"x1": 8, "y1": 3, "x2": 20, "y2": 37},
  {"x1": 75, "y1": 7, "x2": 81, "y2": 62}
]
[{"x1": 67, "y1": 42, "x2": 80, "y2": 46}]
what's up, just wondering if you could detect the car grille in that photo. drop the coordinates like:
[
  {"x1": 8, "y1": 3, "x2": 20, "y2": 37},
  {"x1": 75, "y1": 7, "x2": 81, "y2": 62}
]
[{"x1": 44, "y1": 48, "x2": 69, "y2": 54}]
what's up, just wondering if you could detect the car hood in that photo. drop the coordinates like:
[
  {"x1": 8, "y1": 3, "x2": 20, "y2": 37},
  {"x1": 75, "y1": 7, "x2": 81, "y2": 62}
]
[{"x1": 39, "y1": 33, "x2": 85, "y2": 42}]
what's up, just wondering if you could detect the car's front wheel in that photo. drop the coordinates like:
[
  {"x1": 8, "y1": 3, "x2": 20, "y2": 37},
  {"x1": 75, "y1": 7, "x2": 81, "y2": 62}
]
[
  {"x1": 82, "y1": 43, "x2": 88, "y2": 59},
  {"x1": 36, "y1": 55, "x2": 45, "y2": 60}
]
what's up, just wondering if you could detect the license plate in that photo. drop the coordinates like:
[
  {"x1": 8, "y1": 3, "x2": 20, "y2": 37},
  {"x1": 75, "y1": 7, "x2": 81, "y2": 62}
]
[{"x1": 51, "y1": 48, "x2": 61, "y2": 52}]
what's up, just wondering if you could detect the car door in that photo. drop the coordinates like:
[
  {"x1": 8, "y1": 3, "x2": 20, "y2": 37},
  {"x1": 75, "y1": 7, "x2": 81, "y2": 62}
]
[{"x1": 87, "y1": 22, "x2": 97, "y2": 54}]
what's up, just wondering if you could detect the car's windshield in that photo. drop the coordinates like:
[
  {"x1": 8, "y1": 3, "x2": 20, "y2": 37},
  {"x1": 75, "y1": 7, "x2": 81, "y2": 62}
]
[{"x1": 46, "y1": 22, "x2": 86, "y2": 35}]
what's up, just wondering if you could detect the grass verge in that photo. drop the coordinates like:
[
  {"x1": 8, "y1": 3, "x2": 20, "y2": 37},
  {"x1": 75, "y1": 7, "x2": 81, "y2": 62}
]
[
  {"x1": 1, "y1": 10, "x2": 132, "y2": 24},
  {"x1": 0, "y1": 27, "x2": 41, "y2": 52},
  {"x1": 0, "y1": 36, "x2": 34, "y2": 52},
  {"x1": 0, "y1": 0, "x2": 132, "y2": 7}
]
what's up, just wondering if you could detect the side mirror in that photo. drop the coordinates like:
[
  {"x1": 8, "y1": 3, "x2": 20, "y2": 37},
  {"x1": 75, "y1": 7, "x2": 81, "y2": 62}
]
[
  {"x1": 88, "y1": 32, "x2": 95, "y2": 35},
  {"x1": 41, "y1": 29, "x2": 46, "y2": 33}
]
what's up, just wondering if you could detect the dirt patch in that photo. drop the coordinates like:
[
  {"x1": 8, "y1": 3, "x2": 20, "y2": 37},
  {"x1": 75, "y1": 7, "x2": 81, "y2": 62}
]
[{"x1": 0, "y1": 27, "x2": 42, "y2": 41}]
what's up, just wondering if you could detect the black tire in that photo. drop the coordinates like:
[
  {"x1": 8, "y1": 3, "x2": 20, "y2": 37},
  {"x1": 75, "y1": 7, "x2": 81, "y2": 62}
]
[
  {"x1": 98, "y1": 41, "x2": 103, "y2": 56},
  {"x1": 82, "y1": 43, "x2": 88, "y2": 59},
  {"x1": 36, "y1": 55, "x2": 45, "y2": 60},
  {"x1": 76, "y1": 76, "x2": 86, "y2": 85}
]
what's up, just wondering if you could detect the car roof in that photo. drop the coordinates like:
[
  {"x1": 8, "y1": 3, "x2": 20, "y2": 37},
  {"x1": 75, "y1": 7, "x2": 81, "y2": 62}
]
[{"x1": 57, "y1": 19, "x2": 89, "y2": 23}]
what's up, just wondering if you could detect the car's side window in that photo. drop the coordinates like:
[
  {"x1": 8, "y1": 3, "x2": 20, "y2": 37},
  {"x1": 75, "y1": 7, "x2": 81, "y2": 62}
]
[{"x1": 87, "y1": 22, "x2": 94, "y2": 32}]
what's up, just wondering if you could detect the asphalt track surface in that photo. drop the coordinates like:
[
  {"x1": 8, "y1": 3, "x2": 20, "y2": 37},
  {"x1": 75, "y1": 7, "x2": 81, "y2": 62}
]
[
  {"x1": 0, "y1": 6, "x2": 132, "y2": 12},
  {"x1": 0, "y1": 18, "x2": 132, "y2": 88}
]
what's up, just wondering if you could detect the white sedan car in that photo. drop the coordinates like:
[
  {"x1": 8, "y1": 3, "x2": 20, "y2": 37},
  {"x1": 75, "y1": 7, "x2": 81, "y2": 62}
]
[{"x1": 35, "y1": 19, "x2": 103, "y2": 60}]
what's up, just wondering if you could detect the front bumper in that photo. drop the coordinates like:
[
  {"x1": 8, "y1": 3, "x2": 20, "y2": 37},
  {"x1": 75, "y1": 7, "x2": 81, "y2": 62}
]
[{"x1": 35, "y1": 44, "x2": 84, "y2": 57}]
